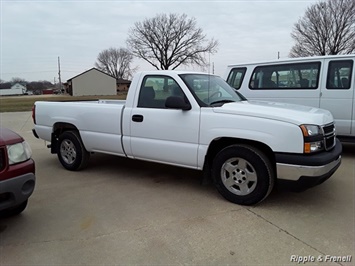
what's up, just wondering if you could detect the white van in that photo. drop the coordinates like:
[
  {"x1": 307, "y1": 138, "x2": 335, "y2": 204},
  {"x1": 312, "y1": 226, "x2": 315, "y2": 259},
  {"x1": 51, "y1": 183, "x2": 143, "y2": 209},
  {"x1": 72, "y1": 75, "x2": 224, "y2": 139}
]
[{"x1": 225, "y1": 54, "x2": 355, "y2": 141}]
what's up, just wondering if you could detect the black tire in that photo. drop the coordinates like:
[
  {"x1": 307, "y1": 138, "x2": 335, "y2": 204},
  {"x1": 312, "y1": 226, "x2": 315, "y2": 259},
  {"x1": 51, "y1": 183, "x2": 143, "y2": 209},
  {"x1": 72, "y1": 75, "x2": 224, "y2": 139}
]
[
  {"x1": 212, "y1": 144, "x2": 274, "y2": 205},
  {"x1": 0, "y1": 200, "x2": 28, "y2": 218},
  {"x1": 57, "y1": 131, "x2": 90, "y2": 171}
]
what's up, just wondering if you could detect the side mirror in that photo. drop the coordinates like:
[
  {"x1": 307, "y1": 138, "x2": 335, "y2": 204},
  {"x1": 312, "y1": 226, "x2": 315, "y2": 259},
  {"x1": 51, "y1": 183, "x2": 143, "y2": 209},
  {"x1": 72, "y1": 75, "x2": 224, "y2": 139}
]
[{"x1": 165, "y1": 96, "x2": 191, "y2": 110}]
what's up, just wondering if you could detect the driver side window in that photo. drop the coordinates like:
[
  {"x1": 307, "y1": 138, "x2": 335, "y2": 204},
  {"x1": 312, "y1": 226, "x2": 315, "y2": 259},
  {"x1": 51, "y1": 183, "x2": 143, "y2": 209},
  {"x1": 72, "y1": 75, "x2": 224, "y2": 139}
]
[{"x1": 138, "y1": 75, "x2": 186, "y2": 108}]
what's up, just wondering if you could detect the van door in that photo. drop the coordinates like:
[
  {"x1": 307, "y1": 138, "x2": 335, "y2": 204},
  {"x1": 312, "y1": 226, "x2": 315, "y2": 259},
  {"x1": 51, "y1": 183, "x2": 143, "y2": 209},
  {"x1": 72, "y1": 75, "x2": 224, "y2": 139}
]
[{"x1": 320, "y1": 59, "x2": 354, "y2": 136}]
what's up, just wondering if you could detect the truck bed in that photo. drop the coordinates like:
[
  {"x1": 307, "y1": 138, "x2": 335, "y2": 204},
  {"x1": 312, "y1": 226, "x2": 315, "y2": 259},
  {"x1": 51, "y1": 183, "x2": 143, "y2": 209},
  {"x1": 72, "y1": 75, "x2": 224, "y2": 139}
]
[{"x1": 34, "y1": 100, "x2": 127, "y2": 156}]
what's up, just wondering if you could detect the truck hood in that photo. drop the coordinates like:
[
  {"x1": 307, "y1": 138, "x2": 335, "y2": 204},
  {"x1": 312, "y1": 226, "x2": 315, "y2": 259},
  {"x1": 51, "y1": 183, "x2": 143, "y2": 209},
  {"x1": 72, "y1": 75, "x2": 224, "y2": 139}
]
[{"x1": 213, "y1": 100, "x2": 333, "y2": 125}]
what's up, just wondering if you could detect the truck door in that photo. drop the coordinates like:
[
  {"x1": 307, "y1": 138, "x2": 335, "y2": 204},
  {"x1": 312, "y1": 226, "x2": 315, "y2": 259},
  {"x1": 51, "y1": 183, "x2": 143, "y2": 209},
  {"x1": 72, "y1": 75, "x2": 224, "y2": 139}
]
[
  {"x1": 320, "y1": 59, "x2": 354, "y2": 136},
  {"x1": 128, "y1": 75, "x2": 200, "y2": 168}
]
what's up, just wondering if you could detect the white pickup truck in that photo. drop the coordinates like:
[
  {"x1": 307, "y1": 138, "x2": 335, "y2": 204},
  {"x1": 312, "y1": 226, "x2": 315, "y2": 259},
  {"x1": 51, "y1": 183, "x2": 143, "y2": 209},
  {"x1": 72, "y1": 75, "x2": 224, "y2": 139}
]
[{"x1": 32, "y1": 70, "x2": 342, "y2": 205}]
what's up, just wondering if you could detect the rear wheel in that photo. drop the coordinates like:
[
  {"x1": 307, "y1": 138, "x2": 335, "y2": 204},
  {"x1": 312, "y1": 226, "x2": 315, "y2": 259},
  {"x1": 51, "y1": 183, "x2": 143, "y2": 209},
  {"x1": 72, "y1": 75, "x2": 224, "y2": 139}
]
[
  {"x1": 212, "y1": 144, "x2": 274, "y2": 205},
  {"x1": 57, "y1": 131, "x2": 90, "y2": 171}
]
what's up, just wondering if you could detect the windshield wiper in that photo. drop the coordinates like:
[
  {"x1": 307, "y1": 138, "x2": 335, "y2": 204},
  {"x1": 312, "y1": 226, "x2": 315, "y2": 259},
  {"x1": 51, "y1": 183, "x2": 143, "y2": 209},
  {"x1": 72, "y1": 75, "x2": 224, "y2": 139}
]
[{"x1": 209, "y1": 99, "x2": 236, "y2": 106}]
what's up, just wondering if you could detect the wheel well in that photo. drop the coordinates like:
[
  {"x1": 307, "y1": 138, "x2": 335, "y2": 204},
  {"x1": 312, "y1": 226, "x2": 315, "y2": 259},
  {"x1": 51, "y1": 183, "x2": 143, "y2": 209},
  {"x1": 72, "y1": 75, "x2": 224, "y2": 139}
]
[
  {"x1": 204, "y1": 137, "x2": 276, "y2": 173},
  {"x1": 50, "y1": 123, "x2": 79, "y2": 153}
]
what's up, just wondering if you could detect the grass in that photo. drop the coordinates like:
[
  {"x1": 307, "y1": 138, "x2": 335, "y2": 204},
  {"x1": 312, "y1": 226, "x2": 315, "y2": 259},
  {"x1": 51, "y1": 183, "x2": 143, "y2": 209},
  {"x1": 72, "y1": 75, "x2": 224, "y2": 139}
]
[{"x1": 0, "y1": 93, "x2": 127, "y2": 113}]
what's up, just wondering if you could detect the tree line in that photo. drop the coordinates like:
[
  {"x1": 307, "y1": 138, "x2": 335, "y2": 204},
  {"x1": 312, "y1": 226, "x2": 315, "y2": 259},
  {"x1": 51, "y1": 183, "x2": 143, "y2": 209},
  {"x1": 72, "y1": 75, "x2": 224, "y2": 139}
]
[{"x1": 0, "y1": 78, "x2": 55, "y2": 94}]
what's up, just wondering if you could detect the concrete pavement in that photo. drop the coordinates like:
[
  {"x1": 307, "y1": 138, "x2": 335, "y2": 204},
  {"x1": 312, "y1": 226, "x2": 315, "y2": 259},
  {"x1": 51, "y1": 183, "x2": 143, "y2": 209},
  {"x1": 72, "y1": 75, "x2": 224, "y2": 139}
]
[{"x1": 0, "y1": 111, "x2": 354, "y2": 265}]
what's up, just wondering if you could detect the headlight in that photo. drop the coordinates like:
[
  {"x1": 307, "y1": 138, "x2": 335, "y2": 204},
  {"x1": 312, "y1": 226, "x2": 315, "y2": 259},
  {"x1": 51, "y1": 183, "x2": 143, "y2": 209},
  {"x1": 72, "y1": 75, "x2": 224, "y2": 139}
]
[
  {"x1": 7, "y1": 141, "x2": 32, "y2": 165},
  {"x1": 300, "y1": 125, "x2": 320, "y2": 136},
  {"x1": 300, "y1": 124, "x2": 324, "y2": 153}
]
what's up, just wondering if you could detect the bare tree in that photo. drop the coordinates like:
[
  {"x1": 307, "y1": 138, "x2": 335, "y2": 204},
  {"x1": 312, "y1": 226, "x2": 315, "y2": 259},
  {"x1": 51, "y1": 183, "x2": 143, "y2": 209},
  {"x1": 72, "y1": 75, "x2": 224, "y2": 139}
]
[
  {"x1": 126, "y1": 13, "x2": 218, "y2": 70},
  {"x1": 290, "y1": 0, "x2": 355, "y2": 57},
  {"x1": 11, "y1": 77, "x2": 26, "y2": 84},
  {"x1": 95, "y1": 47, "x2": 135, "y2": 79}
]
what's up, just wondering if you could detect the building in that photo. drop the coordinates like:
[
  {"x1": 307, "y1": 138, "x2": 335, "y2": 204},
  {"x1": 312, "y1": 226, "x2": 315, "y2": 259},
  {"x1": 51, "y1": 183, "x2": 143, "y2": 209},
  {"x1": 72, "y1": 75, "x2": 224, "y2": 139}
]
[
  {"x1": 116, "y1": 78, "x2": 131, "y2": 92},
  {"x1": 66, "y1": 68, "x2": 117, "y2": 96},
  {"x1": 0, "y1": 83, "x2": 27, "y2": 96}
]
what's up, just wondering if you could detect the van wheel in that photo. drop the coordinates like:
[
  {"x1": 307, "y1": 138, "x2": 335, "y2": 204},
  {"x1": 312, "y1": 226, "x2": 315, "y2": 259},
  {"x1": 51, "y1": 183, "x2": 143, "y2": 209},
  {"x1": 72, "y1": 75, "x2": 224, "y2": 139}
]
[
  {"x1": 212, "y1": 144, "x2": 274, "y2": 205},
  {"x1": 0, "y1": 200, "x2": 28, "y2": 218},
  {"x1": 57, "y1": 131, "x2": 90, "y2": 171}
]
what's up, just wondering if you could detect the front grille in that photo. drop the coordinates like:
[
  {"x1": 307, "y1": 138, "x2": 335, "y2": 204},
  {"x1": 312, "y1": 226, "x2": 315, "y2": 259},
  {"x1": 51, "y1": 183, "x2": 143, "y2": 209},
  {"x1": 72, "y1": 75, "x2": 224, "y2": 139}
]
[
  {"x1": 0, "y1": 148, "x2": 5, "y2": 172},
  {"x1": 323, "y1": 124, "x2": 335, "y2": 135},
  {"x1": 322, "y1": 123, "x2": 336, "y2": 150}
]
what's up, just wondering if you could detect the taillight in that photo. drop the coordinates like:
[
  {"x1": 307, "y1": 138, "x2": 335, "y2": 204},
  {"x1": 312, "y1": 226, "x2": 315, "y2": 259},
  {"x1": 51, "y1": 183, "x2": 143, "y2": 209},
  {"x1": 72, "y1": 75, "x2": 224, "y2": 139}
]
[{"x1": 32, "y1": 105, "x2": 36, "y2": 124}]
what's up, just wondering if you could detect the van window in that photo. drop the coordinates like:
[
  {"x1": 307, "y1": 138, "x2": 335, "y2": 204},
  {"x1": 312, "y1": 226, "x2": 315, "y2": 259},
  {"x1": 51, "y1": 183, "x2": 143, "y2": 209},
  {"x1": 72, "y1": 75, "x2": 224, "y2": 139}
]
[
  {"x1": 226, "y1": 68, "x2": 246, "y2": 90},
  {"x1": 326, "y1": 60, "x2": 353, "y2": 89},
  {"x1": 250, "y1": 62, "x2": 321, "y2": 90}
]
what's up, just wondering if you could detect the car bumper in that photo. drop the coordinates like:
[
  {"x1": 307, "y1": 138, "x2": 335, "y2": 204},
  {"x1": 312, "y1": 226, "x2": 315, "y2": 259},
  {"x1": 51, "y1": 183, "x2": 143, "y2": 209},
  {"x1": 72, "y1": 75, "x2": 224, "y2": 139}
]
[
  {"x1": 32, "y1": 128, "x2": 39, "y2": 139},
  {"x1": 275, "y1": 138, "x2": 342, "y2": 191},
  {"x1": 0, "y1": 171, "x2": 36, "y2": 211}
]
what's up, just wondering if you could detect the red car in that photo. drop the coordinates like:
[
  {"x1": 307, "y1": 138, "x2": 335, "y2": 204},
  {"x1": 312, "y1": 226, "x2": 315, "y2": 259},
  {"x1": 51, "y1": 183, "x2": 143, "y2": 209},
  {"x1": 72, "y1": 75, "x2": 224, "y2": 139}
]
[{"x1": 0, "y1": 127, "x2": 36, "y2": 217}]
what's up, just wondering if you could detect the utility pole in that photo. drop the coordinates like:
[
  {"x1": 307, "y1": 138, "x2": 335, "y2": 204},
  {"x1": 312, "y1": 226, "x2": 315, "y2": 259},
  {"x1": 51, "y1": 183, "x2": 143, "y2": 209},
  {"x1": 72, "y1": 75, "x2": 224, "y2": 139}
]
[
  {"x1": 277, "y1": 51, "x2": 280, "y2": 59},
  {"x1": 58, "y1": 56, "x2": 62, "y2": 91}
]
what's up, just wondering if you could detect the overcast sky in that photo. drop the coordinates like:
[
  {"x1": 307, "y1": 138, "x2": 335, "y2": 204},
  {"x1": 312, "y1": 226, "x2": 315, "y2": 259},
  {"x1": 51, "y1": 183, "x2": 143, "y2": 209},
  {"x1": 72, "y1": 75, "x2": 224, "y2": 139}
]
[{"x1": 0, "y1": 0, "x2": 319, "y2": 82}]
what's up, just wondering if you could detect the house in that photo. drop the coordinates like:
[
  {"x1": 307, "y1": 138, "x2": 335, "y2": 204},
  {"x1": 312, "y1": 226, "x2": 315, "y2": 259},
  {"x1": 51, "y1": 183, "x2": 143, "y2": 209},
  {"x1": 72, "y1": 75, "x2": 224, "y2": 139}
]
[
  {"x1": 116, "y1": 78, "x2": 131, "y2": 92},
  {"x1": 66, "y1": 68, "x2": 117, "y2": 96},
  {"x1": 0, "y1": 82, "x2": 27, "y2": 96}
]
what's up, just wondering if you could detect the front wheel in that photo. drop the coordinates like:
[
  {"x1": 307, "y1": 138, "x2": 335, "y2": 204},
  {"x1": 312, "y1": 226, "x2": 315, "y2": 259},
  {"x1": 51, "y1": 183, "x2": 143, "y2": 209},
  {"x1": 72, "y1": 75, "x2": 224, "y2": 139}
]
[
  {"x1": 212, "y1": 144, "x2": 274, "y2": 205},
  {"x1": 57, "y1": 131, "x2": 90, "y2": 171}
]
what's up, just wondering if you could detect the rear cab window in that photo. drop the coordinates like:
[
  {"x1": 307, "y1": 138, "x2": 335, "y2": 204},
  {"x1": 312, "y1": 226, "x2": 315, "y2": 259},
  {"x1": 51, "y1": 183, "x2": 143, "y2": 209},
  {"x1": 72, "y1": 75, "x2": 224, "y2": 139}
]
[{"x1": 249, "y1": 62, "x2": 321, "y2": 90}]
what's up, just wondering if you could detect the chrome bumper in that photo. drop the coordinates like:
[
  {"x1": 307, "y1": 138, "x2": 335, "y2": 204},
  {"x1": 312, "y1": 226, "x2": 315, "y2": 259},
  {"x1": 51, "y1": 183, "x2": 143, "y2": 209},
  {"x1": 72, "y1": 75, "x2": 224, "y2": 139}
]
[{"x1": 276, "y1": 155, "x2": 341, "y2": 181}]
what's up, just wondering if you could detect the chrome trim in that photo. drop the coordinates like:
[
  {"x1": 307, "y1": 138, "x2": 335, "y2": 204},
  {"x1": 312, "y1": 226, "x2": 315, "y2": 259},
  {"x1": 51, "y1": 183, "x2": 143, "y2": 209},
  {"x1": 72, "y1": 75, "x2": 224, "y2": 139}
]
[
  {"x1": 276, "y1": 155, "x2": 341, "y2": 181},
  {"x1": 322, "y1": 123, "x2": 336, "y2": 151}
]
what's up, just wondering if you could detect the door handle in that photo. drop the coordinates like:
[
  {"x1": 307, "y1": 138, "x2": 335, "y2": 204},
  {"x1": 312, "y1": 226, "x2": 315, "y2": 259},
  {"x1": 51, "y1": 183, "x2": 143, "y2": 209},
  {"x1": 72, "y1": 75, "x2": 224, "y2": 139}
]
[{"x1": 132, "y1": 114, "x2": 144, "y2": 122}]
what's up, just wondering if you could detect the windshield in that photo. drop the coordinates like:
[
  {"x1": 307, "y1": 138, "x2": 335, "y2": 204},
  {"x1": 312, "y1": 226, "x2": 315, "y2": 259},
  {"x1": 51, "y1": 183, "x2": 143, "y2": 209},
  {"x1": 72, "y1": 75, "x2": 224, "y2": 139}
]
[{"x1": 179, "y1": 74, "x2": 246, "y2": 107}]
